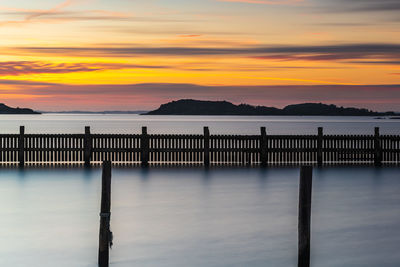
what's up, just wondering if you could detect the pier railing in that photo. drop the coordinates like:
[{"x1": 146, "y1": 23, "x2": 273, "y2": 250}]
[{"x1": 0, "y1": 126, "x2": 398, "y2": 166}]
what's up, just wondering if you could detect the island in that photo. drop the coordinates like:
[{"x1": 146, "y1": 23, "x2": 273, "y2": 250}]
[
  {"x1": 143, "y1": 99, "x2": 396, "y2": 116},
  {"x1": 0, "y1": 103, "x2": 40, "y2": 114}
]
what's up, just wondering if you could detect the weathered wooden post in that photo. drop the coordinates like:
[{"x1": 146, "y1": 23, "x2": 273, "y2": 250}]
[
  {"x1": 84, "y1": 126, "x2": 92, "y2": 167},
  {"x1": 260, "y1": 127, "x2": 267, "y2": 167},
  {"x1": 18, "y1": 126, "x2": 25, "y2": 167},
  {"x1": 317, "y1": 127, "x2": 323, "y2": 167},
  {"x1": 98, "y1": 161, "x2": 112, "y2": 267},
  {"x1": 298, "y1": 166, "x2": 313, "y2": 267},
  {"x1": 141, "y1": 127, "x2": 149, "y2": 167},
  {"x1": 374, "y1": 127, "x2": 382, "y2": 167},
  {"x1": 204, "y1": 127, "x2": 210, "y2": 167}
]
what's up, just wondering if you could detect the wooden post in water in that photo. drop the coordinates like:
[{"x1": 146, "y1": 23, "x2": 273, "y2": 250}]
[
  {"x1": 298, "y1": 166, "x2": 313, "y2": 267},
  {"x1": 98, "y1": 161, "x2": 112, "y2": 267},
  {"x1": 18, "y1": 126, "x2": 25, "y2": 167},
  {"x1": 141, "y1": 127, "x2": 149, "y2": 167},
  {"x1": 204, "y1": 127, "x2": 210, "y2": 167},
  {"x1": 84, "y1": 126, "x2": 92, "y2": 167},
  {"x1": 374, "y1": 127, "x2": 382, "y2": 167},
  {"x1": 317, "y1": 127, "x2": 323, "y2": 167},
  {"x1": 260, "y1": 127, "x2": 267, "y2": 167}
]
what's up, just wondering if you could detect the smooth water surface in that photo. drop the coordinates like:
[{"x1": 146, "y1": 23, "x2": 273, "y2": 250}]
[
  {"x1": 0, "y1": 114, "x2": 399, "y2": 134},
  {"x1": 1, "y1": 167, "x2": 400, "y2": 267}
]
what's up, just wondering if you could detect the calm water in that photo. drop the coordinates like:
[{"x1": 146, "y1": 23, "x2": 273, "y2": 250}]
[
  {"x1": 0, "y1": 114, "x2": 399, "y2": 134},
  {"x1": 0, "y1": 115, "x2": 399, "y2": 266}
]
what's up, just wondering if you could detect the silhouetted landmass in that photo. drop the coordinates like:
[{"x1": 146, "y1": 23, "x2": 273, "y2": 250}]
[
  {"x1": 144, "y1": 99, "x2": 395, "y2": 116},
  {"x1": 41, "y1": 110, "x2": 146, "y2": 114},
  {"x1": 0, "y1": 103, "x2": 40, "y2": 114}
]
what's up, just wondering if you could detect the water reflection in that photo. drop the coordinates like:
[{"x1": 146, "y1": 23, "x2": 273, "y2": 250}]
[{"x1": 0, "y1": 166, "x2": 399, "y2": 266}]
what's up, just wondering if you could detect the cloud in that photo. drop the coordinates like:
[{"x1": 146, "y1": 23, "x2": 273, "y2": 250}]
[
  {"x1": 12, "y1": 43, "x2": 400, "y2": 64},
  {"x1": 0, "y1": 0, "x2": 76, "y2": 26},
  {"x1": 317, "y1": 0, "x2": 400, "y2": 21},
  {"x1": 0, "y1": 79, "x2": 57, "y2": 86},
  {"x1": 178, "y1": 34, "x2": 202, "y2": 38},
  {"x1": 0, "y1": 1, "x2": 132, "y2": 27},
  {"x1": 333, "y1": 0, "x2": 400, "y2": 12},
  {"x1": 18, "y1": 43, "x2": 400, "y2": 55},
  {"x1": 217, "y1": 0, "x2": 304, "y2": 5},
  {"x1": 0, "y1": 61, "x2": 169, "y2": 76},
  {"x1": 348, "y1": 60, "x2": 400, "y2": 65}
]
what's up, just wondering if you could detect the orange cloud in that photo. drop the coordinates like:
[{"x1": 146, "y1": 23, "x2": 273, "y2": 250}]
[
  {"x1": 0, "y1": 0, "x2": 130, "y2": 27},
  {"x1": 217, "y1": 0, "x2": 304, "y2": 5},
  {"x1": 178, "y1": 34, "x2": 202, "y2": 38}
]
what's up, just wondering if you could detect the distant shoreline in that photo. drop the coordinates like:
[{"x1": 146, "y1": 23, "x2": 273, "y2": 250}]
[
  {"x1": 143, "y1": 99, "x2": 398, "y2": 116},
  {"x1": 39, "y1": 111, "x2": 146, "y2": 114}
]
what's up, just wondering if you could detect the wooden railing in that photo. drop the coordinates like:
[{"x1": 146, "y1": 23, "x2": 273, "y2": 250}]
[{"x1": 0, "y1": 126, "x2": 398, "y2": 166}]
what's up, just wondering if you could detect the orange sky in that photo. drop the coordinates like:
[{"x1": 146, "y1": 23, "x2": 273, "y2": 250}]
[{"x1": 0, "y1": 0, "x2": 399, "y2": 111}]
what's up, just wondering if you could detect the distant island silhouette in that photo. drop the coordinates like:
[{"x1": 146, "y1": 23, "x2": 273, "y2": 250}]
[
  {"x1": 41, "y1": 110, "x2": 145, "y2": 114},
  {"x1": 0, "y1": 103, "x2": 40, "y2": 114},
  {"x1": 144, "y1": 99, "x2": 396, "y2": 116}
]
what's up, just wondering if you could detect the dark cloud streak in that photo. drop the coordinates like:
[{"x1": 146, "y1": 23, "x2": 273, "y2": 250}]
[
  {"x1": 16, "y1": 43, "x2": 400, "y2": 55},
  {"x1": 14, "y1": 44, "x2": 400, "y2": 64},
  {"x1": 0, "y1": 61, "x2": 169, "y2": 76}
]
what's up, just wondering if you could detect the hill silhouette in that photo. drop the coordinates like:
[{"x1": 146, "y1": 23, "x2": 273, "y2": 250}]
[
  {"x1": 0, "y1": 103, "x2": 40, "y2": 114},
  {"x1": 144, "y1": 99, "x2": 394, "y2": 116}
]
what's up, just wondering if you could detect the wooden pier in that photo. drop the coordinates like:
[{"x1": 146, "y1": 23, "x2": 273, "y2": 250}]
[{"x1": 0, "y1": 126, "x2": 398, "y2": 166}]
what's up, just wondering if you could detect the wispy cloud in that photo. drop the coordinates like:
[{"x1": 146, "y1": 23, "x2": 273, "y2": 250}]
[
  {"x1": 0, "y1": 61, "x2": 168, "y2": 76},
  {"x1": 317, "y1": 0, "x2": 400, "y2": 22},
  {"x1": 331, "y1": 0, "x2": 400, "y2": 12},
  {"x1": 217, "y1": 0, "x2": 304, "y2": 5},
  {"x1": 0, "y1": 0, "x2": 76, "y2": 26},
  {"x1": 0, "y1": 79, "x2": 57, "y2": 86},
  {"x1": 0, "y1": 0, "x2": 131, "y2": 26}
]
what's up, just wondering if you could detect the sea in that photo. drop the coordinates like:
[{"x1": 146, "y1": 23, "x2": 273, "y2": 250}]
[{"x1": 0, "y1": 114, "x2": 399, "y2": 267}]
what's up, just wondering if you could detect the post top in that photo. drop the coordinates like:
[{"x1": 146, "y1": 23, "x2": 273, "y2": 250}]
[
  {"x1": 300, "y1": 165, "x2": 313, "y2": 171},
  {"x1": 102, "y1": 160, "x2": 112, "y2": 166},
  {"x1": 142, "y1": 126, "x2": 147, "y2": 134}
]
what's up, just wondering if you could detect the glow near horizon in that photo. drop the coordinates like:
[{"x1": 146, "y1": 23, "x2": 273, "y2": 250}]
[{"x1": 0, "y1": 0, "x2": 399, "y2": 111}]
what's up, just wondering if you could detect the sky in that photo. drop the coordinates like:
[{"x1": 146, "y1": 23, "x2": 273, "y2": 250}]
[{"x1": 0, "y1": 0, "x2": 399, "y2": 111}]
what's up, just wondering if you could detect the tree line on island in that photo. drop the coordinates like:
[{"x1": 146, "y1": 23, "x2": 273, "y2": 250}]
[
  {"x1": 0, "y1": 103, "x2": 39, "y2": 114},
  {"x1": 144, "y1": 99, "x2": 396, "y2": 116}
]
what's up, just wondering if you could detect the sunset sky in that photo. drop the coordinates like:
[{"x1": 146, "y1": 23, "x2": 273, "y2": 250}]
[{"x1": 1, "y1": 0, "x2": 400, "y2": 111}]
